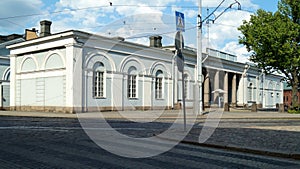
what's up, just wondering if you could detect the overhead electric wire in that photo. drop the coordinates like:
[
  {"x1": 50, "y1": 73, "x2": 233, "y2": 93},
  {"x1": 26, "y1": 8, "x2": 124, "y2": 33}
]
[
  {"x1": 0, "y1": 2, "x2": 254, "y2": 21},
  {"x1": 4, "y1": 19, "x2": 26, "y2": 28},
  {"x1": 125, "y1": 25, "x2": 197, "y2": 39},
  {"x1": 231, "y1": 7, "x2": 255, "y2": 13},
  {"x1": 1, "y1": 1, "x2": 254, "y2": 37},
  {"x1": 0, "y1": 4, "x2": 199, "y2": 20}
]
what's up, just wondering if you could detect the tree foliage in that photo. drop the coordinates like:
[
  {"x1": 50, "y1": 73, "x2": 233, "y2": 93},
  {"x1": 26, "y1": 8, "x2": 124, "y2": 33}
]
[{"x1": 238, "y1": 0, "x2": 300, "y2": 109}]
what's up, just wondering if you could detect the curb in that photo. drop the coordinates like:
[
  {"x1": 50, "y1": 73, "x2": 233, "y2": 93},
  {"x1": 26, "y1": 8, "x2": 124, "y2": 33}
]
[
  {"x1": 179, "y1": 139, "x2": 300, "y2": 160},
  {"x1": 0, "y1": 113, "x2": 77, "y2": 119},
  {"x1": 1, "y1": 113, "x2": 300, "y2": 120}
]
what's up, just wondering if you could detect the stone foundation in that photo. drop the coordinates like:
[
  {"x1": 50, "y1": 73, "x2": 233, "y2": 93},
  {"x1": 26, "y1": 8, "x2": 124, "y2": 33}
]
[
  {"x1": 11, "y1": 106, "x2": 75, "y2": 114},
  {"x1": 10, "y1": 106, "x2": 178, "y2": 114}
]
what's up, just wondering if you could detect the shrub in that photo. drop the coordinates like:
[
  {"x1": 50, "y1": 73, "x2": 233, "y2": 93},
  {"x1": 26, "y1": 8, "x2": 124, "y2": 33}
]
[{"x1": 288, "y1": 109, "x2": 300, "y2": 114}]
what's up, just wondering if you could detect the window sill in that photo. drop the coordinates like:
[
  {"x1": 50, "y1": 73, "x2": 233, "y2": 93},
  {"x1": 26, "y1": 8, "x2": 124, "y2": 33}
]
[
  {"x1": 155, "y1": 98, "x2": 164, "y2": 100},
  {"x1": 94, "y1": 97, "x2": 106, "y2": 99},
  {"x1": 128, "y1": 97, "x2": 139, "y2": 100}
]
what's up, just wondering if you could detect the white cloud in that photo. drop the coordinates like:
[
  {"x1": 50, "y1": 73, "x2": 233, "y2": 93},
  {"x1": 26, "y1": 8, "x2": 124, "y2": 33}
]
[
  {"x1": 202, "y1": 9, "x2": 251, "y2": 59},
  {"x1": 0, "y1": 0, "x2": 43, "y2": 34},
  {"x1": 0, "y1": 0, "x2": 259, "y2": 63},
  {"x1": 51, "y1": 0, "x2": 179, "y2": 34},
  {"x1": 127, "y1": 37, "x2": 149, "y2": 46},
  {"x1": 203, "y1": 0, "x2": 258, "y2": 9},
  {"x1": 222, "y1": 41, "x2": 250, "y2": 63},
  {"x1": 115, "y1": 3, "x2": 162, "y2": 16}
]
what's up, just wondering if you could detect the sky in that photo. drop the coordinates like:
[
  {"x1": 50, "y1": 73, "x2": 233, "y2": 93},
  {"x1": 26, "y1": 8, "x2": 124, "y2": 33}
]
[{"x1": 0, "y1": 0, "x2": 279, "y2": 63}]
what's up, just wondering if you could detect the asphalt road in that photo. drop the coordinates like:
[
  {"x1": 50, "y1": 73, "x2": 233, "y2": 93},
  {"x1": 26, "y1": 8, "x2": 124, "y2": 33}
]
[{"x1": 0, "y1": 116, "x2": 299, "y2": 169}]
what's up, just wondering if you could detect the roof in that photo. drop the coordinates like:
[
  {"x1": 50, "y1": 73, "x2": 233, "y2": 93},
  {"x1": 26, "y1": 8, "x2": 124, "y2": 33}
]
[
  {"x1": 0, "y1": 34, "x2": 23, "y2": 43},
  {"x1": 283, "y1": 82, "x2": 300, "y2": 90}
]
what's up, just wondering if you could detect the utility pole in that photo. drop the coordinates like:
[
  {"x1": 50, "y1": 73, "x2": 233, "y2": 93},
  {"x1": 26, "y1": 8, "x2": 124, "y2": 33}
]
[
  {"x1": 196, "y1": 0, "x2": 241, "y2": 115},
  {"x1": 197, "y1": 0, "x2": 203, "y2": 115}
]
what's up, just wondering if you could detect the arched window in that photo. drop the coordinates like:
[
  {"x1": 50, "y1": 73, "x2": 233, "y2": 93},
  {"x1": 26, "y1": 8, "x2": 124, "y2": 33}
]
[
  {"x1": 93, "y1": 62, "x2": 105, "y2": 98},
  {"x1": 155, "y1": 70, "x2": 163, "y2": 99},
  {"x1": 248, "y1": 83, "x2": 253, "y2": 101},
  {"x1": 21, "y1": 57, "x2": 37, "y2": 72},
  {"x1": 269, "y1": 81, "x2": 274, "y2": 90},
  {"x1": 128, "y1": 66, "x2": 137, "y2": 98},
  {"x1": 5, "y1": 72, "x2": 10, "y2": 81},
  {"x1": 2, "y1": 67, "x2": 10, "y2": 81},
  {"x1": 45, "y1": 53, "x2": 64, "y2": 70}
]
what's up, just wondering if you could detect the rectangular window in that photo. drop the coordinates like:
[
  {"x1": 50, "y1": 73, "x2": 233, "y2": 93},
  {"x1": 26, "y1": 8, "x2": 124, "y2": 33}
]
[
  {"x1": 128, "y1": 75, "x2": 137, "y2": 98},
  {"x1": 94, "y1": 71, "x2": 104, "y2": 98},
  {"x1": 155, "y1": 77, "x2": 163, "y2": 99},
  {"x1": 248, "y1": 88, "x2": 252, "y2": 101}
]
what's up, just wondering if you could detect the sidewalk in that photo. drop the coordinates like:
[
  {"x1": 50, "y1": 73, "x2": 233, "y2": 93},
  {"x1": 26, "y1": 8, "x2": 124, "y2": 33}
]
[
  {"x1": 182, "y1": 118, "x2": 300, "y2": 160},
  {"x1": 1, "y1": 110, "x2": 300, "y2": 159},
  {"x1": 2, "y1": 109, "x2": 300, "y2": 119}
]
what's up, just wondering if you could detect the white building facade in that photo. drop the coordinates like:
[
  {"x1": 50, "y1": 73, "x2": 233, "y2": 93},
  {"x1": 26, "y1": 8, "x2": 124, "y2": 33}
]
[{"x1": 8, "y1": 29, "x2": 283, "y2": 113}]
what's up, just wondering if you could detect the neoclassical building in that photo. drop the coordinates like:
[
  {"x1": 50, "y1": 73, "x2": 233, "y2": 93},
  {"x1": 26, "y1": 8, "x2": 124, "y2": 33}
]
[{"x1": 8, "y1": 21, "x2": 283, "y2": 113}]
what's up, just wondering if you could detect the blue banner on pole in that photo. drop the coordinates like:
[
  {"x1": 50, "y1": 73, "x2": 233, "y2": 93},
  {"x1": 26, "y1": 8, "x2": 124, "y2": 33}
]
[{"x1": 175, "y1": 11, "x2": 185, "y2": 32}]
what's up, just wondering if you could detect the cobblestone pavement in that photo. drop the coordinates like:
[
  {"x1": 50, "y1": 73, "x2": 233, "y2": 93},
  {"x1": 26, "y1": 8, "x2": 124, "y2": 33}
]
[
  {"x1": 185, "y1": 118, "x2": 300, "y2": 159},
  {"x1": 81, "y1": 109, "x2": 300, "y2": 160},
  {"x1": 0, "y1": 115, "x2": 300, "y2": 168}
]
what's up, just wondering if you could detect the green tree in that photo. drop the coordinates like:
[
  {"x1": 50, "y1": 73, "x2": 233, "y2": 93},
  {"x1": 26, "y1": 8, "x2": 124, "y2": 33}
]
[{"x1": 238, "y1": 0, "x2": 300, "y2": 110}]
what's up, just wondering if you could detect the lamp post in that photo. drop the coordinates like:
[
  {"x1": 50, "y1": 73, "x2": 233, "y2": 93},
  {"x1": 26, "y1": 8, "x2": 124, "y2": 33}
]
[{"x1": 197, "y1": 0, "x2": 203, "y2": 115}]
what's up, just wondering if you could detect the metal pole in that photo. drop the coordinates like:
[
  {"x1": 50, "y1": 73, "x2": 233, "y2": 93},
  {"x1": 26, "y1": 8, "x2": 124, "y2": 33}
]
[
  {"x1": 182, "y1": 69, "x2": 186, "y2": 131},
  {"x1": 197, "y1": 0, "x2": 203, "y2": 115},
  {"x1": 172, "y1": 53, "x2": 177, "y2": 109}
]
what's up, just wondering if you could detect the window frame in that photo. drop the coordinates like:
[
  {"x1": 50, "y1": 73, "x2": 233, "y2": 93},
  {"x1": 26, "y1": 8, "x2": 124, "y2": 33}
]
[
  {"x1": 248, "y1": 83, "x2": 253, "y2": 102},
  {"x1": 128, "y1": 74, "x2": 137, "y2": 98},
  {"x1": 127, "y1": 66, "x2": 138, "y2": 99},
  {"x1": 93, "y1": 62, "x2": 106, "y2": 99},
  {"x1": 155, "y1": 70, "x2": 164, "y2": 99}
]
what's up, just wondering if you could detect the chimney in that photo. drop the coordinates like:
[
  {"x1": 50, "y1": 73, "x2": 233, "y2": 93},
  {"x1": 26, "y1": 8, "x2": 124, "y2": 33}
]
[
  {"x1": 149, "y1": 36, "x2": 162, "y2": 48},
  {"x1": 40, "y1": 20, "x2": 52, "y2": 37},
  {"x1": 25, "y1": 28, "x2": 38, "y2": 40}
]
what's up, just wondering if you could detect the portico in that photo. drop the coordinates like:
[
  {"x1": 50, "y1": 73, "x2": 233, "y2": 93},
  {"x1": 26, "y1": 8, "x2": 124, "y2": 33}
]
[{"x1": 202, "y1": 68, "x2": 240, "y2": 108}]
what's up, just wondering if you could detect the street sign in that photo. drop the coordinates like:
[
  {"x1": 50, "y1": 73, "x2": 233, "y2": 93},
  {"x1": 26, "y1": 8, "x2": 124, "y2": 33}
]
[
  {"x1": 175, "y1": 11, "x2": 185, "y2": 32},
  {"x1": 175, "y1": 31, "x2": 184, "y2": 51},
  {"x1": 175, "y1": 31, "x2": 184, "y2": 72}
]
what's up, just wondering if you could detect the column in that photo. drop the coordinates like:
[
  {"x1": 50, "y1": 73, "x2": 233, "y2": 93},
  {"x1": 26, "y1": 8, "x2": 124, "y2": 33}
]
[
  {"x1": 204, "y1": 71, "x2": 210, "y2": 106},
  {"x1": 66, "y1": 44, "x2": 83, "y2": 112},
  {"x1": 224, "y1": 72, "x2": 228, "y2": 104},
  {"x1": 232, "y1": 74, "x2": 237, "y2": 107},
  {"x1": 214, "y1": 70, "x2": 219, "y2": 103},
  {"x1": 10, "y1": 54, "x2": 17, "y2": 109}
]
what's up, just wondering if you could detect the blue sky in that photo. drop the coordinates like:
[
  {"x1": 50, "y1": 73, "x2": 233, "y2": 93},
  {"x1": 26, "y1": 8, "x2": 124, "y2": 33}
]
[{"x1": 0, "y1": 0, "x2": 279, "y2": 62}]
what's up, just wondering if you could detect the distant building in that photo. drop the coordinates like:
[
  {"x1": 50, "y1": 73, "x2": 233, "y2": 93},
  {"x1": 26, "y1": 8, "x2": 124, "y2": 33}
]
[
  {"x1": 283, "y1": 82, "x2": 300, "y2": 108},
  {"x1": 7, "y1": 20, "x2": 284, "y2": 113},
  {"x1": 0, "y1": 34, "x2": 24, "y2": 109}
]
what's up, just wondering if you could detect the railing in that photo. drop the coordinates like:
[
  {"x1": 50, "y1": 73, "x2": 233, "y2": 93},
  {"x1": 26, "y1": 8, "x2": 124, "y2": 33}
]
[{"x1": 206, "y1": 48, "x2": 237, "y2": 62}]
